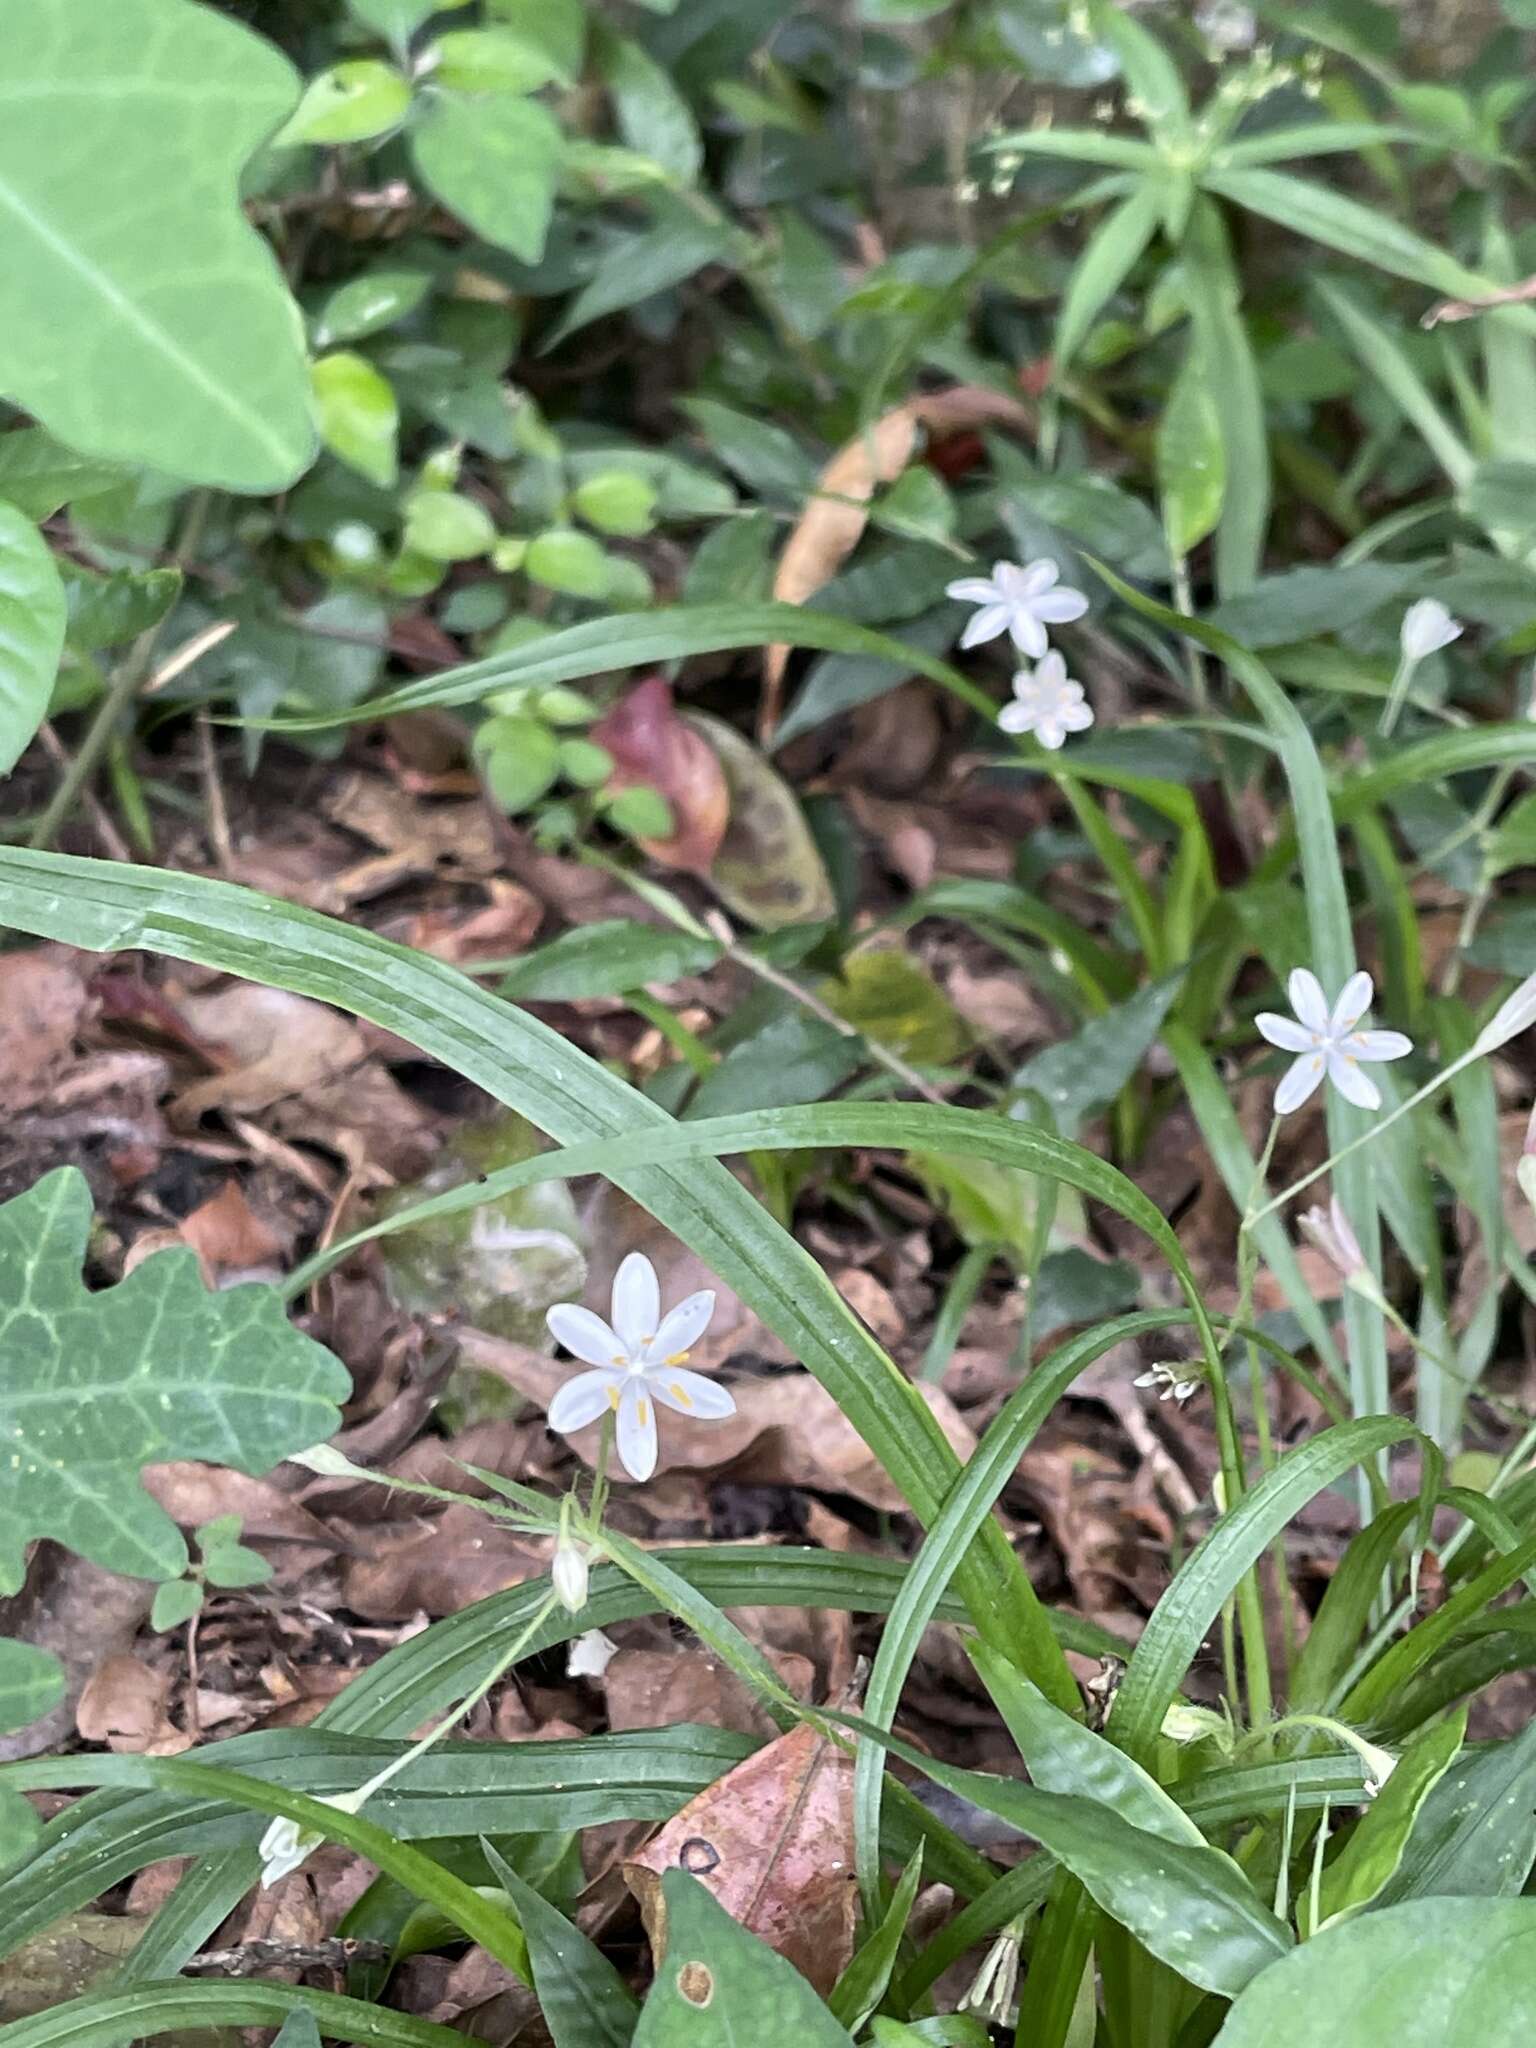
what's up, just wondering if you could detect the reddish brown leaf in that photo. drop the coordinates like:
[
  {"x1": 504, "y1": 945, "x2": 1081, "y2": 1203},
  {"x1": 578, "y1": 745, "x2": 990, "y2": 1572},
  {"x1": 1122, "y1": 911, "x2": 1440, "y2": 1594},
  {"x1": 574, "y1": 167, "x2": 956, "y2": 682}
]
[{"x1": 592, "y1": 674, "x2": 730, "y2": 875}]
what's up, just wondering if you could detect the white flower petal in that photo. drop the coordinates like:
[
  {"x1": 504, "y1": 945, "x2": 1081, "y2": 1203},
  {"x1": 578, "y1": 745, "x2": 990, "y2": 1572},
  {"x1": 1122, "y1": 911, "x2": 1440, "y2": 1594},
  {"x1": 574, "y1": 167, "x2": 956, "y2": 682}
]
[
  {"x1": 997, "y1": 701, "x2": 1033, "y2": 734},
  {"x1": 1035, "y1": 719, "x2": 1067, "y2": 750},
  {"x1": 1329, "y1": 970, "x2": 1375, "y2": 1036},
  {"x1": 1348, "y1": 1029, "x2": 1412, "y2": 1063},
  {"x1": 548, "y1": 1369, "x2": 623, "y2": 1434},
  {"x1": 1255, "y1": 1011, "x2": 1316, "y2": 1053},
  {"x1": 1287, "y1": 969, "x2": 1330, "y2": 1034},
  {"x1": 259, "y1": 1816, "x2": 322, "y2": 1889},
  {"x1": 650, "y1": 1367, "x2": 737, "y2": 1419},
  {"x1": 960, "y1": 603, "x2": 1012, "y2": 649},
  {"x1": 1326, "y1": 1047, "x2": 1382, "y2": 1110},
  {"x1": 547, "y1": 1304, "x2": 626, "y2": 1369},
  {"x1": 610, "y1": 1251, "x2": 660, "y2": 1352},
  {"x1": 1031, "y1": 587, "x2": 1090, "y2": 625},
  {"x1": 1058, "y1": 700, "x2": 1094, "y2": 733},
  {"x1": 1018, "y1": 559, "x2": 1058, "y2": 594},
  {"x1": 1034, "y1": 649, "x2": 1067, "y2": 688},
  {"x1": 647, "y1": 1290, "x2": 716, "y2": 1363},
  {"x1": 1275, "y1": 1051, "x2": 1326, "y2": 1115},
  {"x1": 1400, "y1": 598, "x2": 1462, "y2": 660},
  {"x1": 1008, "y1": 611, "x2": 1050, "y2": 659},
  {"x1": 615, "y1": 1379, "x2": 659, "y2": 1481},
  {"x1": 945, "y1": 577, "x2": 1000, "y2": 604}
]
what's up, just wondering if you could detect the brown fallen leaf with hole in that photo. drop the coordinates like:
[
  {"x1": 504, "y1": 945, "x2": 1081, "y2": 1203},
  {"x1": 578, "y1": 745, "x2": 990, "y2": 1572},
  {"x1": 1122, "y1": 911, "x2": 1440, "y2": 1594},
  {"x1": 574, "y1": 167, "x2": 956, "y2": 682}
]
[
  {"x1": 624, "y1": 1717, "x2": 857, "y2": 1996},
  {"x1": 75, "y1": 1655, "x2": 187, "y2": 1757},
  {"x1": 591, "y1": 674, "x2": 730, "y2": 876},
  {"x1": 761, "y1": 385, "x2": 1035, "y2": 736}
]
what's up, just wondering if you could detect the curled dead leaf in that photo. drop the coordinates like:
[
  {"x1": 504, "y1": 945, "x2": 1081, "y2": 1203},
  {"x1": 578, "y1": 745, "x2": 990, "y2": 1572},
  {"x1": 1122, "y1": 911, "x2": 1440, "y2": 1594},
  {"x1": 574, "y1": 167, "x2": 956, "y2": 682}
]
[
  {"x1": 683, "y1": 713, "x2": 836, "y2": 931},
  {"x1": 624, "y1": 1718, "x2": 856, "y2": 1995}
]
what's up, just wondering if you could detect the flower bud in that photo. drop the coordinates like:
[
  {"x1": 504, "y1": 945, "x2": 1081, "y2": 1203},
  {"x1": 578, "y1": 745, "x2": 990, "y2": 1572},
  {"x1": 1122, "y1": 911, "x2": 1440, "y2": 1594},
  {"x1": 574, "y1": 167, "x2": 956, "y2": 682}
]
[
  {"x1": 1473, "y1": 973, "x2": 1536, "y2": 1058},
  {"x1": 552, "y1": 1539, "x2": 590, "y2": 1616},
  {"x1": 1399, "y1": 597, "x2": 1462, "y2": 662}
]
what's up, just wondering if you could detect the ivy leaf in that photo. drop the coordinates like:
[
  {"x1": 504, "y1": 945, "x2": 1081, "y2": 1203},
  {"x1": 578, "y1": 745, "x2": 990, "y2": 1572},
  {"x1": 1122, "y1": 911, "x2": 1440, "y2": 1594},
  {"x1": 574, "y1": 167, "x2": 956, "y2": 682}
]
[
  {"x1": 0, "y1": 505, "x2": 66, "y2": 777},
  {"x1": 0, "y1": 1168, "x2": 350, "y2": 1594},
  {"x1": 0, "y1": 0, "x2": 316, "y2": 492},
  {"x1": 410, "y1": 89, "x2": 562, "y2": 262},
  {"x1": 0, "y1": 1641, "x2": 65, "y2": 1735}
]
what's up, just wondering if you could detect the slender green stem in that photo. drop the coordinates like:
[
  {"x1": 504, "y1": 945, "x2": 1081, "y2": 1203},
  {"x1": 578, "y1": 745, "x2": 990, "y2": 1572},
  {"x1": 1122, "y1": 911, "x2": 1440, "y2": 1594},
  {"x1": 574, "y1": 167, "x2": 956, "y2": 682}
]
[{"x1": 1378, "y1": 651, "x2": 1420, "y2": 737}]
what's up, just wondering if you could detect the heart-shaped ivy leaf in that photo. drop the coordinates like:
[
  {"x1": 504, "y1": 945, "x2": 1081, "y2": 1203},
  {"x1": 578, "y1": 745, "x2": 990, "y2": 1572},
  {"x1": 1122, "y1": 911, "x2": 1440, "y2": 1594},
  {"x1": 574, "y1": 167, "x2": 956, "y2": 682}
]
[{"x1": 0, "y1": 1168, "x2": 349, "y2": 1594}]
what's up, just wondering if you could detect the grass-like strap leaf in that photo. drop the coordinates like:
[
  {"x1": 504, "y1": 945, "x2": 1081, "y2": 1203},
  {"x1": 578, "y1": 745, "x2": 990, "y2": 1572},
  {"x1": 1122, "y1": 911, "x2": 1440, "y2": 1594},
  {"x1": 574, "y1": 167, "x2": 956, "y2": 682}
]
[
  {"x1": 1107, "y1": 1417, "x2": 1415, "y2": 1763},
  {"x1": 0, "y1": 1982, "x2": 468, "y2": 2048},
  {"x1": 0, "y1": 505, "x2": 65, "y2": 778},
  {"x1": 249, "y1": 601, "x2": 996, "y2": 730},
  {"x1": 1210, "y1": 1898, "x2": 1536, "y2": 2046},
  {"x1": 488, "y1": 1851, "x2": 640, "y2": 2048},
  {"x1": 0, "y1": 1166, "x2": 348, "y2": 1591},
  {"x1": 0, "y1": 847, "x2": 1065, "y2": 1711},
  {"x1": 0, "y1": 0, "x2": 316, "y2": 489}
]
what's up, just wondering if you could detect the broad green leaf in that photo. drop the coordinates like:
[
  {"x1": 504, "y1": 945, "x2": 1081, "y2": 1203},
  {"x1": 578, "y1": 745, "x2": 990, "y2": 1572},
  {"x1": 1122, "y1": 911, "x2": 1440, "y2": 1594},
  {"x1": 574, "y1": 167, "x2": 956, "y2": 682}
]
[
  {"x1": 431, "y1": 29, "x2": 565, "y2": 95},
  {"x1": 1207, "y1": 563, "x2": 1417, "y2": 648},
  {"x1": 825, "y1": 948, "x2": 967, "y2": 1065},
  {"x1": 0, "y1": 1643, "x2": 63, "y2": 1735},
  {"x1": 405, "y1": 489, "x2": 496, "y2": 561},
  {"x1": 1375, "y1": 1712, "x2": 1536, "y2": 1905},
  {"x1": 492, "y1": 1855, "x2": 640, "y2": 2048},
  {"x1": 149, "y1": 1579, "x2": 205, "y2": 1633},
  {"x1": 1212, "y1": 1898, "x2": 1536, "y2": 2046},
  {"x1": 1314, "y1": 1708, "x2": 1466, "y2": 1927},
  {"x1": 0, "y1": 429, "x2": 122, "y2": 522},
  {"x1": 0, "y1": 506, "x2": 65, "y2": 777},
  {"x1": 487, "y1": 0, "x2": 588, "y2": 85},
  {"x1": 498, "y1": 920, "x2": 722, "y2": 1000},
  {"x1": 574, "y1": 471, "x2": 658, "y2": 536},
  {"x1": 541, "y1": 200, "x2": 736, "y2": 348},
  {"x1": 597, "y1": 27, "x2": 703, "y2": 184},
  {"x1": 0, "y1": 0, "x2": 315, "y2": 491},
  {"x1": 411, "y1": 90, "x2": 562, "y2": 263},
  {"x1": 0, "y1": 1167, "x2": 349, "y2": 1591},
  {"x1": 0, "y1": 1981, "x2": 468, "y2": 2048},
  {"x1": 275, "y1": 61, "x2": 411, "y2": 146},
  {"x1": 348, "y1": 0, "x2": 473, "y2": 48},
  {"x1": 1463, "y1": 458, "x2": 1536, "y2": 538},
  {"x1": 633, "y1": 1871, "x2": 856, "y2": 2046},
  {"x1": 312, "y1": 351, "x2": 399, "y2": 488},
  {"x1": 1158, "y1": 344, "x2": 1225, "y2": 557},
  {"x1": 1011, "y1": 971, "x2": 1182, "y2": 1138},
  {"x1": 312, "y1": 269, "x2": 433, "y2": 347},
  {"x1": 525, "y1": 527, "x2": 613, "y2": 596},
  {"x1": 474, "y1": 714, "x2": 560, "y2": 813},
  {"x1": 63, "y1": 565, "x2": 181, "y2": 654}
]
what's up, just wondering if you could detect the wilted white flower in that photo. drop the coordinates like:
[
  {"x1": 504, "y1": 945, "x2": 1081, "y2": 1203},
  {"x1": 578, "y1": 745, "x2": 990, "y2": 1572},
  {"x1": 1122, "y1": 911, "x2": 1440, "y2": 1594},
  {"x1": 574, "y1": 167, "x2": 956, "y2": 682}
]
[
  {"x1": 568, "y1": 1628, "x2": 620, "y2": 1680},
  {"x1": 1195, "y1": 0, "x2": 1257, "y2": 51},
  {"x1": 552, "y1": 1537, "x2": 591, "y2": 1616},
  {"x1": 997, "y1": 650, "x2": 1094, "y2": 752},
  {"x1": 258, "y1": 1788, "x2": 369, "y2": 1889},
  {"x1": 1134, "y1": 1363, "x2": 1202, "y2": 1405},
  {"x1": 946, "y1": 558, "x2": 1089, "y2": 658},
  {"x1": 1473, "y1": 972, "x2": 1536, "y2": 1058},
  {"x1": 547, "y1": 1252, "x2": 734, "y2": 1483},
  {"x1": 1160, "y1": 1702, "x2": 1230, "y2": 1747},
  {"x1": 1299, "y1": 1196, "x2": 1387, "y2": 1310},
  {"x1": 1256, "y1": 970, "x2": 1412, "y2": 1114},
  {"x1": 1399, "y1": 598, "x2": 1462, "y2": 663}
]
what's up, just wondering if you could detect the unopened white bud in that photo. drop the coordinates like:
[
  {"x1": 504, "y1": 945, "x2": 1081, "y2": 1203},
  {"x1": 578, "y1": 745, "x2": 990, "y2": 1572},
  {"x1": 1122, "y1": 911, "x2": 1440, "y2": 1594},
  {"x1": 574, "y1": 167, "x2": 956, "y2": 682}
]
[
  {"x1": 1473, "y1": 974, "x2": 1536, "y2": 1058},
  {"x1": 552, "y1": 1539, "x2": 590, "y2": 1616},
  {"x1": 1399, "y1": 598, "x2": 1462, "y2": 663}
]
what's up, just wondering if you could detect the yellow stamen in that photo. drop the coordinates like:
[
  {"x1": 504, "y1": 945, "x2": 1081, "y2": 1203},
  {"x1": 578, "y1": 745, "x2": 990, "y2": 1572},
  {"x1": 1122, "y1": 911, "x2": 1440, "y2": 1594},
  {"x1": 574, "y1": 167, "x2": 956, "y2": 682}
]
[
  {"x1": 607, "y1": 1384, "x2": 622, "y2": 1411},
  {"x1": 637, "y1": 1398, "x2": 650, "y2": 1426},
  {"x1": 670, "y1": 1382, "x2": 693, "y2": 1407},
  {"x1": 666, "y1": 1350, "x2": 690, "y2": 1366}
]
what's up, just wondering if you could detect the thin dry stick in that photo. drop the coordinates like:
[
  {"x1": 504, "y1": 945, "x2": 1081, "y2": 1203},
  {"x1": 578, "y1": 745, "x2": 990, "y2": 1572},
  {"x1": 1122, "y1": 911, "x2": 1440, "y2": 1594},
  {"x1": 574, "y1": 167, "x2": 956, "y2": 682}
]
[
  {"x1": 36, "y1": 723, "x2": 131, "y2": 860},
  {"x1": 196, "y1": 712, "x2": 234, "y2": 875}
]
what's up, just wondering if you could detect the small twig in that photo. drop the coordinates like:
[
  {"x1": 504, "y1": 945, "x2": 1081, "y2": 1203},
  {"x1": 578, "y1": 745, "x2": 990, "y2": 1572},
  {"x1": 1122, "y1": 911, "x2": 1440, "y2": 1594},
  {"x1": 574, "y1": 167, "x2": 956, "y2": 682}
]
[
  {"x1": 36, "y1": 723, "x2": 131, "y2": 860},
  {"x1": 196, "y1": 713, "x2": 234, "y2": 876},
  {"x1": 184, "y1": 1938, "x2": 391, "y2": 1978},
  {"x1": 143, "y1": 619, "x2": 238, "y2": 695},
  {"x1": 1423, "y1": 275, "x2": 1536, "y2": 326}
]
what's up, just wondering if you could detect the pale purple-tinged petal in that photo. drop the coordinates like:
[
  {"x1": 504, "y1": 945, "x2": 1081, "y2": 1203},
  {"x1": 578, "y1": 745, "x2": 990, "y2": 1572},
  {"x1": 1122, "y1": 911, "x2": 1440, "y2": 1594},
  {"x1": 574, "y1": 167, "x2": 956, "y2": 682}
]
[
  {"x1": 548, "y1": 1369, "x2": 623, "y2": 1433},
  {"x1": 960, "y1": 604, "x2": 1012, "y2": 649},
  {"x1": 1275, "y1": 1051, "x2": 1326, "y2": 1114},
  {"x1": 1035, "y1": 719, "x2": 1067, "y2": 750},
  {"x1": 1057, "y1": 699, "x2": 1094, "y2": 732},
  {"x1": 1031, "y1": 587, "x2": 1090, "y2": 625},
  {"x1": 547, "y1": 1304, "x2": 626, "y2": 1368},
  {"x1": 1326, "y1": 1047, "x2": 1382, "y2": 1110},
  {"x1": 646, "y1": 1290, "x2": 716, "y2": 1363},
  {"x1": 650, "y1": 1367, "x2": 737, "y2": 1420},
  {"x1": 946, "y1": 577, "x2": 1000, "y2": 604},
  {"x1": 614, "y1": 1379, "x2": 659, "y2": 1481},
  {"x1": 1007, "y1": 610, "x2": 1050, "y2": 659},
  {"x1": 1349, "y1": 1029, "x2": 1412, "y2": 1064},
  {"x1": 1256, "y1": 1012, "x2": 1317, "y2": 1053},
  {"x1": 1288, "y1": 969, "x2": 1330, "y2": 1034},
  {"x1": 1018, "y1": 559, "x2": 1058, "y2": 594},
  {"x1": 1034, "y1": 649, "x2": 1067, "y2": 688},
  {"x1": 610, "y1": 1251, "x2": 660, "y2": 1351},
  {"x1": 1329, "y1": 970, "x2": 1375, "y2": 1036},
  {"x1": 997, "y1": 701, "x2": 1034, "y2": 734}
]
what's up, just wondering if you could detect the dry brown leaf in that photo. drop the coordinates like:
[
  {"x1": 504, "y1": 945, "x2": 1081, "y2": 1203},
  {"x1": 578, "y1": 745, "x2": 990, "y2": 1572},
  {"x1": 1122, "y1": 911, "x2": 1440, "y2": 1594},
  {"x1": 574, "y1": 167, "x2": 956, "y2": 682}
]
[
  {"x1": 396, "y1": 881, "x2": 542, "y2": 966},
  {"x1": 171, "y1": 985, "x2": 368, "y2": 1122},
  {"x1": 685, "y1": 713, "x2": 836, "y2": 930},
  {"x1": 0, "y1": 951, "x2": 90, "y2": 1117},
  {"x1": 591, "y1": 675, "x2": 730, "y2": 876},
  {"x1": 624, "y1": 1718, "x2": 857, "y2": 1995},
  {"x1": 761, "y1": 385, "x2": 1035, "y2": 731},
  {"x1": 75, "y1": 1655, "x2": 187, "y2": 1757},
  {"x1": 603, "y1": 1645, "x2": 814, "y2": 1741},
  {"x1": 177, "y1": 1179, "x2": 285, "y2": 1277},
  {"x1": 141, "y1": 1463, "x2": 340, "y2": 1554},
  {"x1": 321, "y1": 770, "x2": 501, "y2": 903},
  {"x1": 342, "y1": 1502, "x2": 543, "y2": 1620}
]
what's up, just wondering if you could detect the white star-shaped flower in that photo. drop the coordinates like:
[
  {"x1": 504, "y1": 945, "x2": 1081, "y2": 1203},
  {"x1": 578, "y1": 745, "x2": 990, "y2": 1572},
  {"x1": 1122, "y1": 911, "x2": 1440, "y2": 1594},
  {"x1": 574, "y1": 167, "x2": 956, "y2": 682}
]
[
  {"x1": 1256, "y1": 969, "x2": 1412, "y2": 1115},
  {"x1": 546, "y1": 1252, "x2": 734, "y2": 1482},
  {"x1": 946, "y1": 558, "x2": 1089, "y2": 658},
  {"x1": 997, "y1": 650, "x2": 1094, "y2": 751}
]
